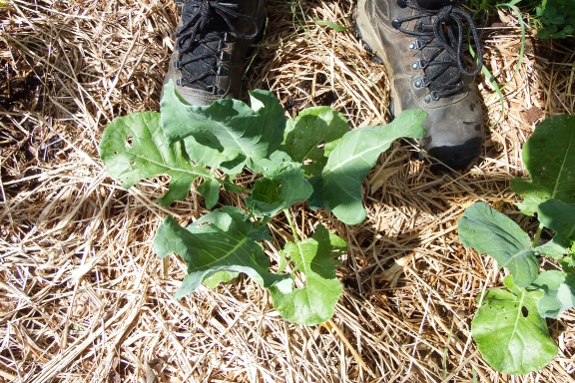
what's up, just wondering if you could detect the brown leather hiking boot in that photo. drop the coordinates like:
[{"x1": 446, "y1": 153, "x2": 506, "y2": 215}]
[
  {"x1": 164, "y1": 0, "x2": 265, "y2": 106},
  {"x1": 355, "y1": 0, "x2": 484, "y2": 169}
]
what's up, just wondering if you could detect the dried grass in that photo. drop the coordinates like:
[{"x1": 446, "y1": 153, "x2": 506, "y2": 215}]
[{"x1": 1, "y1": 0, "x2": 574, "y2": 382}]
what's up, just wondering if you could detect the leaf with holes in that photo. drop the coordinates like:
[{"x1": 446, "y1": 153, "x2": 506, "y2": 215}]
[
  {"x1": 99, "y1": 111, "x2": 209, "y2": 206},
  {"x1": 472, "y1": 275, "x2": 558, "y2": 375},
  {"x1": 153, "y1": 207, "x2": 293, "y2": 299},
  {"x1": 281, "y1": 107, "x2": 350, "y2": 177},
  {"x1": 160, "y1": 80, "x2": 286, "y2": 174},
  {"x1": 311, "y1": 109, "x2": 426, "y2": 225},
  {"x1": 458, "y1": 202, "x2": 539, "y2": 287},
  {"x1": 269, "y1": 225, "x2": 346, "y2": 325},
  {"x1": 531, "y1": 270, "x2": 575, "y2": 318},
  {"x1": 511, "y1": 114, "x2": 575, "y2": 215}
]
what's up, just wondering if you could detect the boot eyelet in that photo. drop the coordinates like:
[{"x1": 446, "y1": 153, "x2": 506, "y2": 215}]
[
  {"x1": 174, "y1": 60, "x2": 181, "y2": 70},
  {"x1": 219, "y1": 51, "x2": 231, "y2": 61},
  {"x1": 217, "y1": 88, "x2": 226, "y2": 95},
  {"x1": 217, "y1": 66, "x2": 229, "y2": 76},
  {"x1": 223, "y1": 32, "x2": 234, "y2": 42},
  {"x1": 409, "y1": 40, "x2": 422, "y2": 50},
  {"x1": 415, "y1": 78, "x2": 429, "y2": 88},
  {"x1": 424, "y1": 95, "x2": 431, "y2": 103},
  {"x1": 411, "y1": 62, "x2": 418, "y2": 70},
  {"x1": 391, "y1": 18, "x2": 402, "y2": 29},
  {"x1": 176, "y1": 78, "x2": 183, "y2": 87},
  {"x1": 418, "y1": 59, "x2": 427, "y2": 69},
  {"x1": 397, "y1": 0, "x2": 408, "y2": 8}
]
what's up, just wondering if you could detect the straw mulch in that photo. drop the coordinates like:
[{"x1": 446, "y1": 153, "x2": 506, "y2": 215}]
[{"x1": 1, "y1": 0, "x2": 574, "y2": 381}]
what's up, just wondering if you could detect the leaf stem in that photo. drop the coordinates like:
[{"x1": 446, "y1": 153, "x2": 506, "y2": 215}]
[
  {"x1": 533, "y1": 223, "x2": 544, "y2": 248},
  {"x1": 283, "y1": 208, "x2": 300, "y2": 243}
]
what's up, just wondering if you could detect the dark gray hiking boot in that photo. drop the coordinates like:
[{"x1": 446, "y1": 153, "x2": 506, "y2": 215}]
[
  {"x1": 164, "y1": 0, "x2": 265, "y2": 106},
  {"x1": 355, "y1": 0, "x2": 484, "y2": 169}
]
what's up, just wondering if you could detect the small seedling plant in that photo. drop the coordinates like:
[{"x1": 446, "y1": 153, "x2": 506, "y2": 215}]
[
  {"x1": 99, "y1": 80, "x2": 427, "y2": 325},
  {"x1": 458, "y1": 114, "x2": 575, "y2": 374}
]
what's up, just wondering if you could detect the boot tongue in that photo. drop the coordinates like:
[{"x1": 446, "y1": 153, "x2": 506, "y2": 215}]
[{"x1": 414, "y1": 0, "x2": 459, "y2": 10}]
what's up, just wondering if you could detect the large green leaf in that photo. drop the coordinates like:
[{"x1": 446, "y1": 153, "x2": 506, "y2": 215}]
[
  {"x1": 245, "y1": 163, "x2": 313, "y2": 217},
  {"x1": 269, "y1": 225, "x2": 346, "y2": 325},
  {"x1": 160, "y1": 80, "x2": 286, "y2": 173},
  {"x1": 458, "y1": 202, "x2": 539, "y2": 287},
  {"x1": 531, "y1": 270, "x2": 575, "y2": 318},
  {"x1": 472, "y1": 275, "x2": 558, "y2": 375},
  {"x1": 99, "y1": 111, "x2": 209, "y2": 206},
  {"x1": 538, "y1": 199, "x2": 575, "y2": 248},
  {"x1": 311, "y1": 109, "x2": 427, "y2": 225},
  {"x1": 511, "y1": 114, "x2": 575, "y2": 215},
  {"x1": 281, "y1": 107, "x2": 350, "y2": 177},
  {"x1": 153, "y1": 207, "x2": 292, "y2": 299}
]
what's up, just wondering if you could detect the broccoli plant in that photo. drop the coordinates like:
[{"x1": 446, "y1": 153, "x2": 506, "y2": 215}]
[
  {"x1": 99, "y1": 81, "x2": 427, "y2": 325},
  {"x1": 458, "y1": 114, "x2": 575, "y2": 374}
]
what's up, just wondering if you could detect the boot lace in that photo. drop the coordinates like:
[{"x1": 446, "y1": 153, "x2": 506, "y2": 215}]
[
  {"x1": 391, "y1": 0, "x2": 483, "y2": 102},
  {"x1": 174, "y1": 0, "x2": 260, "y2": 93}
]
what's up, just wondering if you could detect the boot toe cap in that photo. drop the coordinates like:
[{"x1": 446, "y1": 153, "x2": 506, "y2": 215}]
[{"x1": 420, "y1": 109, "x2": 483, "y2": 170}]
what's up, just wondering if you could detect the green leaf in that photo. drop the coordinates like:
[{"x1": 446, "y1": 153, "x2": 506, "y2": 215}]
[
  {"x1": 554, "y1": 31, "x2": 567, "y2": 38},
  {"x1": 160, "y1": 80, "x2": 286, "y2": 173},
  {"x1": 197, "y1": 177, "x2": 220, "y2": 209},
  {"x1": 545, "y1": 4, "x2": 558, "y2": 17},
  {"x1": 538, "y1": 199, "x2": 575, "y2": 248},
  {"x1": 535, "y1": 238, "x2": 569, "y2": 260},
  {"x1": 245, "y1": 164, "x2": 313, "y2": 217},
  {"x1": 312, "y1": 109, "x2": 427, "y2": 225},
  {"x1": 246, "y1": 150, "x2": 300, "y2": 178},
  {"x1": 551, "y1": 15, "x2": 566, "y2": 24},
  {"x1": 511, "y1": 115, "x2": 575, "y2": 215},
  {"x1": 281, "y1": 107, "x2": 350, "y2": 177},
  {"x1": 99, "y1": 111, "x2": 209, "y2": 206},
  {"x1": 536, "y1": 28, "x2": 551, "y2": 38},
  {"x1": 531, "y1": 270, "x2": 575, "y2": 318},
  {"x1": 458, "y1": 202, "x2": 539, "y2": 287},
  {"x1": 548, "y1": 23, "x2": 559, "y2": 33},
  {"x1": 537, "y1": 28, "x2": 553, "y2": 39},
  {"x1": 313, "y1": 19, "x2": 347, "y2": 32},
  {"x1": 269, "y1": 225, "x2": 346, "y2": 325},
  {"x1": 560, "y1": 252, "x2": 575, "y2": 272},
  {"x1": 153, "y1": 207, "x2": 292, "y2": 299},
  {"x1": 202, "y1": 271, "x2": 240, "y2": 288},
  {"x1": 472, "y1": 275, "x2": 558, "y2": 375},
  {"x1": 564, "y1": 24, "x2": 574, "y2": 34}
]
